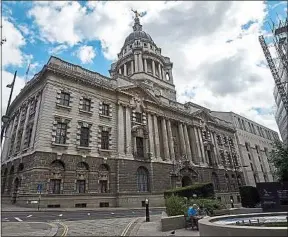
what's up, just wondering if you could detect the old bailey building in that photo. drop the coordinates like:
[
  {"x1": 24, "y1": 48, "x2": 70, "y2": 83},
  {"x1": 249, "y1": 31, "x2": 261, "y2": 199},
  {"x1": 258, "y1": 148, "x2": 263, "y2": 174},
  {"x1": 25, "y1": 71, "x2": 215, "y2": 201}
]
[{"x1": 2, "y1": 13, "x2": 267, "y2": 208}]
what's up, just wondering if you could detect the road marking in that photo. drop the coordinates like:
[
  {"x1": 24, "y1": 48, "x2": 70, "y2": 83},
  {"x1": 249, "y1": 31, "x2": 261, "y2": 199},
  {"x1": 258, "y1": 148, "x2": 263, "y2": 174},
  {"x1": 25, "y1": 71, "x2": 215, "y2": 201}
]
[
  {"x1": 59, "y1": 214, "x2": 63, "y2": 217},
  {"x1": 121, "y1": 217, "x2": 139, "y2": 236},
  {"x1": 87, "y1": 213, "x2": 90, "y2": 215},
  {"x1": 111, "y1": 212, "x2": 115, "y2": 215},
  {"x1": 14, "y1": 217, "x2": 23, "y2": 222},
  {"x1": 58, "y1": 222, "x2": 69, "y2": 237},
  {"x1": 27, "y1": 215, "x2": 32, "y2": 218}
]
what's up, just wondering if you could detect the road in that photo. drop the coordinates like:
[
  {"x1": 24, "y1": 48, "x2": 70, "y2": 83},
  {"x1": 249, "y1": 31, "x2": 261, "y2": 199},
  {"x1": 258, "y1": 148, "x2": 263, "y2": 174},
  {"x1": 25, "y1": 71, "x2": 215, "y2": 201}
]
[{"x1": 2, "y1": 208, "x2": 165, "y2": 223}]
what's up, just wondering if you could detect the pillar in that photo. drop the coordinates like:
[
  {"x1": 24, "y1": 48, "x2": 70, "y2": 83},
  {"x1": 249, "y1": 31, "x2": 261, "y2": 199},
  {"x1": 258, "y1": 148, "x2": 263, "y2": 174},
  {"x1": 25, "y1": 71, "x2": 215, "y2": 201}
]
[
  {"x1": 183, "y1": 124, "x2": 192, "y2": 161},
  {"x1": 139, "y1": 53, "x2": 143, "y2": 72},
  {"x1": 167, "y1": 120, "x2": 175, "y2": 161},
  {"x1": 211, "y1": 132, "x2": 220, "y2": 165},
  {"x1": 118, "y1": 104, "x2": 125, "y2": 155},
  {"x1": 144, "y1": 59, "x2": 147, "y2": 73},
  {"x1": 161, "y1": 118, "x2": 170, "y2": 160},
  {"x1": 178, "y1": 123, "x2": 186, "y2": 157},
  {"x1": 30, "y1": 95, "x2": 41, "y2": 149},
  {"x1": 162, "y1": 68, "x2": 166, "y2": 80},
  {"x1": 20, "y1": 103, "x2": 31, "y2": 151},
  {"x1": 118, "y1": 68, "x2": 122, "y2": 74},
  {"x1": 12, "y1": 110, "x2": 22, "y2": 153},
  {"x1": 134, "y1": 54, "x2": 138, "y2": 72},
  {"x1": 168, "y1": 69, "x2": 174, "y2": 83},
  {"x1": 131, "y1": 61, "x2": 134, "y2": 74},
  {"x1": 152, "y1": 60, "x2": 156, "y2": 77},
  {"x1": 197, "y1": 128, "x2": 205, "y2": 163},
  {"x1": 124, "y1": 64, "x2": 127, "y2": 76},
  {"x1": 153, "y1": 115, "x2": 161, "y2": 159},
  {"x1": 158, "y1": 64, "x2": 162, "y2": 79},
  {"x1": 189, "y1": 126, "x2": 200, "y2": 164},
  {"x1": 148, "y1": 113, "x2": 155, "y2": 159},
  {"x1": 126, "y1": 107, "x2": 132, "y2": 154}
]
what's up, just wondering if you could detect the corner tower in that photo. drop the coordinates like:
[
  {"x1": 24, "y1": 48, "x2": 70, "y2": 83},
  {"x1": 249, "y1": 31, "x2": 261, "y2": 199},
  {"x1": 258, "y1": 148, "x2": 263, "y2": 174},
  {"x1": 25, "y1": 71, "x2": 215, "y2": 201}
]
[{"x1": 110, "y1": 10, "x2": 177, "y2": 101}]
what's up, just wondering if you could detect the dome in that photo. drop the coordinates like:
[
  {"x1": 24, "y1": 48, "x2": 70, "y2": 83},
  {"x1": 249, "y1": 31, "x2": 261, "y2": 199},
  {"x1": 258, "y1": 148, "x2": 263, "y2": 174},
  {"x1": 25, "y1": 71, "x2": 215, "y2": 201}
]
[{"x1": 124, "y1": 31, "x2": 154, "y2": 47}]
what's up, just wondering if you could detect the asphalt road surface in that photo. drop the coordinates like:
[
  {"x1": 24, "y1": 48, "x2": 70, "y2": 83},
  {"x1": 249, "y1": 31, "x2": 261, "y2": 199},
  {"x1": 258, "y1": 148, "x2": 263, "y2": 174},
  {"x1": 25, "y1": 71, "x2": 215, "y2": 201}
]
[{"x1": 2, "y1": 208, "x2": 165, "y2": 222}]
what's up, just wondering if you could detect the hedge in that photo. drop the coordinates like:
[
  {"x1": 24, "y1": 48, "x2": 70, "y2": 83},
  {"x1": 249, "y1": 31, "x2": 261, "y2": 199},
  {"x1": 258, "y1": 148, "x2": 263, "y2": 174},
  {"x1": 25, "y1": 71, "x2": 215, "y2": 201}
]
[
  {"x1": 165, "y1": 195, "x2": 225, "y2": 216},
  {"x1": 164, "y1": 183, "x2": 215, "y2": 199},
  {"x1": 239, "y1": 186, "x2": 260, "y2": 208}
]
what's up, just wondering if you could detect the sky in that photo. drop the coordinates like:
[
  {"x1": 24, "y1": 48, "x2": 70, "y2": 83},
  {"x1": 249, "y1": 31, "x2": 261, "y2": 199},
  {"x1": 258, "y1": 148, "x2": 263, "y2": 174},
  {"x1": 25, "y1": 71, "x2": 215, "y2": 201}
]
[{"x1": 1, "y1": 1, "x2": 287, "y2": 135}]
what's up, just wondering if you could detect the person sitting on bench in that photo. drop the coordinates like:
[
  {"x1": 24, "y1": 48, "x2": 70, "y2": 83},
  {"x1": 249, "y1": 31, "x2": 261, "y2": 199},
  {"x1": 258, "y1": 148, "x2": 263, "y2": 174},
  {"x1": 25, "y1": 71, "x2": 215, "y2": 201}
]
[{"x1": 187, "y1": 204, "x2": 200, "y2": 230}]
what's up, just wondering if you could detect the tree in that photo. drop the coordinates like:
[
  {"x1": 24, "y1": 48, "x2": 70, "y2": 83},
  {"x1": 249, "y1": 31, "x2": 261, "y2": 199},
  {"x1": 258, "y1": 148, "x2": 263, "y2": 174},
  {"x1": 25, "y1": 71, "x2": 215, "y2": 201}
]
[{"x1": 268, "y1": 140, "x2": 288, "y2": 182}]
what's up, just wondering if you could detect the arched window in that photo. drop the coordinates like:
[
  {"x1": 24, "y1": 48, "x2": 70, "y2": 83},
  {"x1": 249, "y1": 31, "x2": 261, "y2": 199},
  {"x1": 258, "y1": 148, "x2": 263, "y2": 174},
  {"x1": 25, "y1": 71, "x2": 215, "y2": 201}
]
[
  {"x1": 136, "y1": 167, "x2": 149, "y2": 192},
  {"x1": 225, "y1": 173, "x2": 230, "y2": 191},
  {"x1": 76, "y1": 162, "x2": 89, "y2": 194},
  {"x1": 17, "y1": 163, "x2": 24, "y2": 173},
  {"x1": 99, "y1": 164, "x2": 109, "y2": 193},
  {"x1": 212, "y1": 172, "x2": 220, "y2": 190},
  {"x1": 49, "y1": 160, "x2": 65, "y2": 194}
]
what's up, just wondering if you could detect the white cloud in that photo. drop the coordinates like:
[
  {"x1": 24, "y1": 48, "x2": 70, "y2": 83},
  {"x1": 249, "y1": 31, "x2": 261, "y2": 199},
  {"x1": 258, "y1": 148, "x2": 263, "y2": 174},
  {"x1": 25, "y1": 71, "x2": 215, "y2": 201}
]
[
  {"x1": 75, "y1": 45, "x2": 96, "y2": 64},
  {"x1": 15, "y1": 1, "x2": 284, "y2": 135},
  {"x1": 49, "y1": 44, "x2": 69, "y2": 55}
]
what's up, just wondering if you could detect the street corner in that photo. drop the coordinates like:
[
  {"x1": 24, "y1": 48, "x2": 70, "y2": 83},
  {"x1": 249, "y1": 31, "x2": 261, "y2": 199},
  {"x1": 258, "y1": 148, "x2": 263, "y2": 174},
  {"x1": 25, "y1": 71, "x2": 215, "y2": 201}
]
[{"x1": 2, "y1": 221, "x2": 58, "y2": 237}]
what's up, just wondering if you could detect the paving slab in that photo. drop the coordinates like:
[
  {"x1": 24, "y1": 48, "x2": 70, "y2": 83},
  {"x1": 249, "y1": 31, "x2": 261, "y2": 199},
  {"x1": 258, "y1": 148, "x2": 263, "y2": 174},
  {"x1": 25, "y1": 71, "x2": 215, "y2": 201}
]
[{"x1": 2, "y1": 222, "x2": 58, "y2": 237}]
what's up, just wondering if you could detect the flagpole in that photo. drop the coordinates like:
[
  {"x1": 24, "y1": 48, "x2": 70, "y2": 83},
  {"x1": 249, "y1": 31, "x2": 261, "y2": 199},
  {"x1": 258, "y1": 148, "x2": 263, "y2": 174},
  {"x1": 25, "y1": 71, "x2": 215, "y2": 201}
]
[{"x1": 1, "y1": 71, "x2": 17, "y2": 143}]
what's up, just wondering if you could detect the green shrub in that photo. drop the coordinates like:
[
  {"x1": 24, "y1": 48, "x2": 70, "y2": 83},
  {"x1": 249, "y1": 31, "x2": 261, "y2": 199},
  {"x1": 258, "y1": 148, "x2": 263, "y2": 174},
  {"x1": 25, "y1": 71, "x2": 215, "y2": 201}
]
[
  {"x1": 165, "y1": 194, "x2": 187, "y2": 216},
  {"x1": 164, "y1": 183, "x2": 215, "y2": 199},
  {"x1": 239, "y1": 186, "x2": 260, "y2": 208},
  {"x1": 165, "y1": 195, "x2": 225, "y2": 216}
]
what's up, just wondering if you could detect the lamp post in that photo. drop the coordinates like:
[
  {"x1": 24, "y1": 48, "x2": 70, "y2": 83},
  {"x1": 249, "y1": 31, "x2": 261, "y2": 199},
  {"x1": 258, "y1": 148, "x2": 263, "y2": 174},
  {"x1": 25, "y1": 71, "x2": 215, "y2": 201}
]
[{"x1": 145, "y1": 198, "x2": 150, "y2": 222}]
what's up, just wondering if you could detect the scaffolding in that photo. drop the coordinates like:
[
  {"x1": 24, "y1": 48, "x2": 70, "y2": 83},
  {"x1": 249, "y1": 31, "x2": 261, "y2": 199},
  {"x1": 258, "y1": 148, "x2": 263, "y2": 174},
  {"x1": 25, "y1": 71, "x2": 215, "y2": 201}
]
[{"x1": 259, "y1": 16, "x2": 288, "y2": 144}]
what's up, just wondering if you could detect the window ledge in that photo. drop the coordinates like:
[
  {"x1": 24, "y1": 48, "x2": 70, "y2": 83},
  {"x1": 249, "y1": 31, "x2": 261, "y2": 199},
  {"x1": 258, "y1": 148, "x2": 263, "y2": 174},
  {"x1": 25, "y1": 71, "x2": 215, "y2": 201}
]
[
  {"x1": 100, "y1": 114, "x2": 112, "y2": 119},
  {"x1": 51, "y1": 143, "x2": 69, "y2": 148},
  {"x1": 77, "y1": 146, "x2": 91, "y2": 151},
  {"x1": 79, "y1": 109, "x2": 93, "y2": 115},
  {"x1": 98, "y1": 149, "x2": 112, "y2": 153},
  {"x1": 56, "y1": 104, "x2": 72, "y2": 110}
]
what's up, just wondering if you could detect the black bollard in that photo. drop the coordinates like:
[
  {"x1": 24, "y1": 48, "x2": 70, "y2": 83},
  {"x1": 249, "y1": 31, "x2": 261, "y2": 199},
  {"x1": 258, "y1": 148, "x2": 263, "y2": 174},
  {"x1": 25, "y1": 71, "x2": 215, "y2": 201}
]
[{"x1": 145, "y1": 198, "x2": 150, "y2": 222}]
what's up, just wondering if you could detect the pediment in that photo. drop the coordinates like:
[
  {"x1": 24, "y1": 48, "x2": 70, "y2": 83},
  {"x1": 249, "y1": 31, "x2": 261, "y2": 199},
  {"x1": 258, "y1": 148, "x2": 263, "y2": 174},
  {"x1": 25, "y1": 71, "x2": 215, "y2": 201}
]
[
  {"x1": 117, "y1": 84, "x2": 160, "y2": 105},
  {"x1": 192, "y1": 109, "x2": 217, "y2": 125}
]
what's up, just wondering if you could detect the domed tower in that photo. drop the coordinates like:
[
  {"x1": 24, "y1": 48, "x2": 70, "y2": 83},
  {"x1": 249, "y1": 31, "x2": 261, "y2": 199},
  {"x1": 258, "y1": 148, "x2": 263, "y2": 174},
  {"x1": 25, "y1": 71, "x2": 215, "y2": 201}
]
[{"x1": 110, "y1": 11, "x2": 177, "y2": 101}]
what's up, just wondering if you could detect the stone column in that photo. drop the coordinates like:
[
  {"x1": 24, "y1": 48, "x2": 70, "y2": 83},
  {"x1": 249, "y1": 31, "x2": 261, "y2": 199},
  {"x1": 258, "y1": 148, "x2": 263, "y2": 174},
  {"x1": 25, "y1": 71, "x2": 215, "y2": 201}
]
[
  {"x1": 134, "y1": 54, "x2": 138, "y2": 73},
  {"x1": 158, "y1": 64, "x2": 162, "y2": 79},
  {"x1": 167, "y1": 120, "x2": 175, "y2": 161},
  {"x1": 197, "y1": 128, "x2": 206, "y2": 164},
  {"x1": 183, "y1": 124, "x2": 192, "y2": 161},
  {"x1": 31, "y1": 95, "x2": 41, "y2": 149},
  {"x1": 20, "y1": 103, "x2": 31, "y2": 151},
  {"x1": 124, "y1": 64, "x2": 127, "y2": 76},
  {"x1": 161, "y1": 118, "x2": 170, "y2": 160},
  {"x1": 211, "y1": 132, "x2": 220, "y2": 165},
  {"x1": 168, "y1": 69, "x2": 174, "y2": 83},
  {"x1": 131, "y1": 61, "x2": 134, "y2": 74},
  {"x1": 144, "y1": 59, "x2": 148, "y2": 73},
  {"x1": 12, "y1": 110, "x2": 22, "y2": 153},
  {"x1": 189, "y1": 126, "x2": 200, "y2": 164},
  {"x1": 139, "y1": 53, "x2": 143, "y2": 72},
  {"x1": 153, "y1": 115, "x2": 161, "y2": 159},
  {"x1": 178, "y1": 123, "x2": 186, "y2": 157},
  {"x1": 118, "y1": 104, "x2": 125, "y2": 155},
  {"x1": 152, "y1": 60, "x2": 156, "y2": 77},
  {"x1": 148, "y1": 113, "x2": 155, "y2": 159},
  {"x1": 126, "y1": 106, "x2": 132, "y2": 154},
  {"x1": 162, "y1": 68, "x2": 166, "y2": 80},
  {"x1": 118, "y1": 68, "x2": 122, "y2": 74}
]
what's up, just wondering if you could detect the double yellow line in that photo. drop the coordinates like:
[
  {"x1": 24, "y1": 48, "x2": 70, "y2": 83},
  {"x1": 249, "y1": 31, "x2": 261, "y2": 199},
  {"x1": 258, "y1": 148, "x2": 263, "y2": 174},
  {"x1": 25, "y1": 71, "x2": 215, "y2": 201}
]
[
  {"x1": 58, "y1": 222, "x2": 69, "y2": 236},
  {"x1": 121, "y1": 218, "x2": 139, "y2": 236}
]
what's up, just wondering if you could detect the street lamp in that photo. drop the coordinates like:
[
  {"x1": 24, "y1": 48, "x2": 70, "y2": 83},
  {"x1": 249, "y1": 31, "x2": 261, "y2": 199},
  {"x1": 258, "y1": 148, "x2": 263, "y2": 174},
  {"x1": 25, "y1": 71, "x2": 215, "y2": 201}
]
[{"x1": 145, "y1": 198, "x2": 150, "y2": 222}]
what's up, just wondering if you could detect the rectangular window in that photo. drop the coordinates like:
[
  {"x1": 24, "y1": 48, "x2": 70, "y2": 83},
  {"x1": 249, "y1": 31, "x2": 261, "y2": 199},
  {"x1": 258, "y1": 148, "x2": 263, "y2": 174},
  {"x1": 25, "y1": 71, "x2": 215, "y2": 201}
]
[
  {"x1": 30, "y1": 100, "x2": 36, "y2": 115},
  {"x1": 136, "y1": 137, "x2": 144, "y2": 157},
  {"x1": 80, "y1": 127, "x2": 90, "y2": 147},
  {"x1": 135, "y1": 112, "x2": 142, "y2": 123},
  {"x1": 60, "y1": 92, "x2": 70, "y2": 106},
  {"x1": 26, "y1": 126, "x2": 33, "y2": 148},
  {"x1": 101, "y1": 131, "x2": 109, "y2": 150},
  {"x1": 82, "y1": 98, "x2": 91, "y2": 112},
  {"x1": 100, "y1": 180, "x2": 108, "y2": 193},
  {"x1": 76, "y1": 180, "x2": 86, "y2": 193},
  {"x1": 55, "y1": 122, "x2": 67, "y2": 144},
  {"x1": 49, "y1": 179, "x2": 61, "y2": 194},
  {"x1": 102, "y1": 103, "x2": 110, "y2": 116}
]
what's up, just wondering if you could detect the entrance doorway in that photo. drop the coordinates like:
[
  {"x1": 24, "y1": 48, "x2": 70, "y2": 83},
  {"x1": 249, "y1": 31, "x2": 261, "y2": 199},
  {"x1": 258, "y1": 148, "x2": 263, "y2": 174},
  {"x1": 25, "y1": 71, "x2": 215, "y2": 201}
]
[
  {"x1": 12, "y1": 178, "x2": 20, "y2": 204},
  {"x1": 182, "y1": 176, "x2": 192, "y2": 187}
]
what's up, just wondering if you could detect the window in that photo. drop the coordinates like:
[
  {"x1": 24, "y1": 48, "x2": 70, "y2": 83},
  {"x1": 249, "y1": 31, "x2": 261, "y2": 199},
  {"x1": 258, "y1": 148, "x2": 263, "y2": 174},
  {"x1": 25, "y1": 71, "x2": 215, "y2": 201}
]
[
  {"x1": 60, "y1": 92, "x2": 70, "y2": 106},
  {"x1": 136, "y1": 137, "x2": 144, "y2": 157},
  {"x1": 26, "y1": 126, "x2": 33, "y2": 148},
  {"x1": 250, "y1": 163, "x2": 254, "y2": 171},
  {"x1": 102, "y1": 103, "x2": 110, "y2": 116},
  {"x1": 82, "y1": 98, "x2": 91, "y2": 112},
  {"x1": 212, "y1": 173, "x2": 220, "y2": 190},
  {"x1": 207, "y1": 150, "x2": 213, "y2": 166},
  {"x1": 100, "y1": 180, "x2": 108, "y2": 193},
  {"x1": 255, "y1": 145, "x2": 259, "y2": 154},
  {"x1": 49, "y1": 179, "x2": 61, "y2": 194},
  {"x1": 135, "y1": 112, "x2": 142, "y2": 123},
  {"x1": 80, "y1": 127, "x2": 90, "y2": 147},
  {"x1": 245, "y1": 142, "x2": 249, "y2": 151},
  {"x1": 248, "y1": 153, "x2": 251, "y2": 160},
  {"x1": 55, "y1": 122, "x2": 67, "y2": 144},
  {"x1": 101, "y1": 131, "x2": 109, "y2": 150},
  {"x1": 253, "y1": 174, "x2": 258, "y2": 184},
  {"x1": 137, "y1": 167, "x2": 149, "y2": 192},
  {"x1": 76, "y1": 180, "x2": 86, "y2": 193},
  {"x1": 30, "y1": 100, "x2": 37, "y2": 115},
  {"x1": 217, "y1": 135, "x2": 222, "y2": 145},
  {"x1": 260, "y1": 165, "x2": 264, "y2": 172}
]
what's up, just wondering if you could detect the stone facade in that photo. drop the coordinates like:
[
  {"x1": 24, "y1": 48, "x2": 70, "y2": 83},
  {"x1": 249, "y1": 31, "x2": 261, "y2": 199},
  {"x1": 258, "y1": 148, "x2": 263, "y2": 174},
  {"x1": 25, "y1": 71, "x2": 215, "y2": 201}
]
[
  {"x1": 2, "y1": 15, "x2": 244, "y2": 208},
  {"x1": 211, "y1": 111, "x2": 279, "y2": 187}
]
